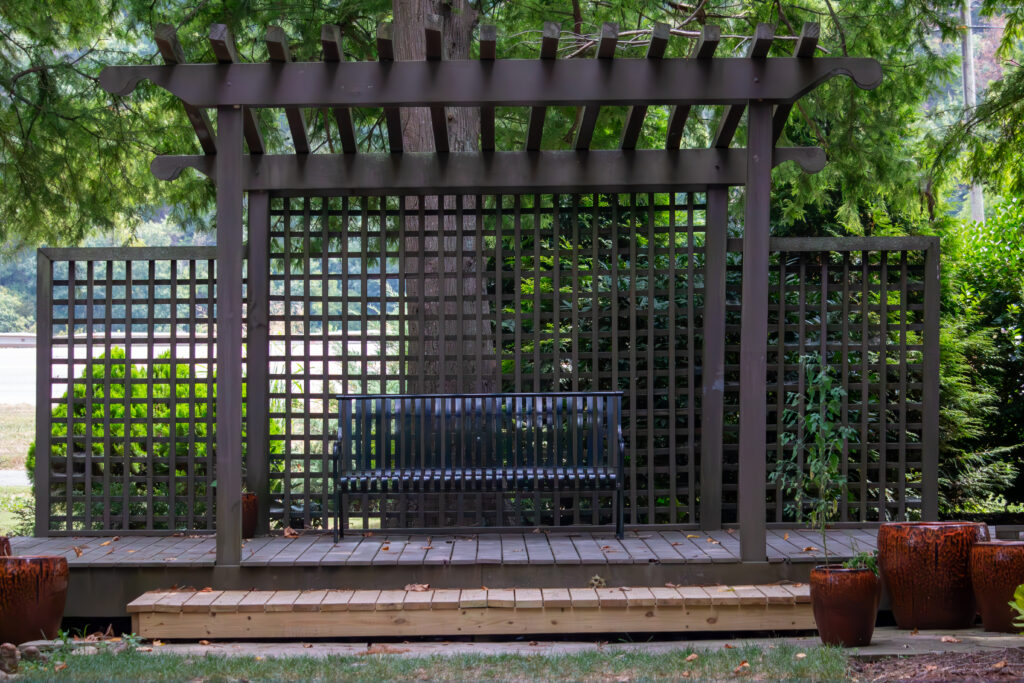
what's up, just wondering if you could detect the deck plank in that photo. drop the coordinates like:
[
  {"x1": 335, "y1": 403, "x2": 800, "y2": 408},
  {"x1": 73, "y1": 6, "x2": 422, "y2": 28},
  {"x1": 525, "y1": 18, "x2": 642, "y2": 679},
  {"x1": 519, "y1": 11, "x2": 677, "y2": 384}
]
[
  {"x1": 265, "y1": 590, "x2": 303, "y2": 612},
  {"x1": 450, "y1": 536, "x2": 479, "y2": 565},
  {"x1": 659, "y1": 531, "x2": 713, "y2": 563},
  {"x1": 639, "y1": 532, "x2": 687, "y2": 564},
  {"x1": 618, "y1": 535, "x2": 658, "y2": 564},
  {"x1": 346, "y1": 538, "x2": 384, "y2": 566},
  {"x1": 294, "y1": 538, "x2": 335, "y2": 567},
  {"x1": 423, "y1": 537, "x2": 455, "y2": 565},
  {"x1": 541, "y1": 588, "x2": 572, "y2": 608},
  {"x1": 568, "y1": 588, "x2": 599, "y2": 608},
  {"x1": 320, "y1": 589, "x2": 355, "y2": 612},
  {"x1": 523, "y1": 533, "x2": 555, "y2": 563},
  {"x1": 570, "y1": 534, "x2": 606, "y2": 564},
  {"x1": 397, "y1": 535, "x2": 430, "y2": 566},
  {"x1": 500, "y1": 534, "x2": 529, "y2": 565},
  {"x1": 294, "y1": 589, "x2": 330, "y2": 612},
  {"x1": 548, "y1": 535, "x2": 582, "y2": 564},
  {"x1": 593, "y1": 536, "x2": 633, "y2": 565},
  {"x1": 209, "y1": 590, "x2": 250, "y2": 613},
  {"x1": 182, "y1": 590, "x2": 223, "y2": 613},
  {"x1": 476, "y1": 534, "x2": 501, "y2": 564}
]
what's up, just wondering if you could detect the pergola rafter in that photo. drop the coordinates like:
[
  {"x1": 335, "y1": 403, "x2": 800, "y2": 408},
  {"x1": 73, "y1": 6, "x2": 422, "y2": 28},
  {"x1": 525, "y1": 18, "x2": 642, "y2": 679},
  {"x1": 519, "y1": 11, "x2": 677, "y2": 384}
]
[{"x1": 96, "y1": 21, "x2": 897, "y2": 567}]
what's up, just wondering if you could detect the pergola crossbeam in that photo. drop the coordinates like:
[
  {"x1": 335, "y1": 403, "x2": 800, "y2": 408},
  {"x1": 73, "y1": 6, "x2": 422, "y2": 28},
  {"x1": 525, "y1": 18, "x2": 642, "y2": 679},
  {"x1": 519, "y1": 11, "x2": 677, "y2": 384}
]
[
  {"x1": 620, "y1": 22, "x2": 669, "y2": 151},
  {"x1": 525, "y1": 22, "x2": 560, "y2": 151},
  {"x1": 321, "y1": 24, "x2": 357, "y2": 154},
  {"x1": 772, "y1": 22, "x2": 820, "y2": 142},
  {"x1": 209, "y1": 24, "x2": 265, "y2": 155},
  {"x1": 154, "y1": 24, "x2": 216, "y2": 155},
  {"x1": 712, "y1": 23, "x2": 775, "y2": 149},
  {"x1": 666, "y1": 25, "x2": 720, "y2": 150},
  {"x1": 376, "y1": 23, "x2": 403, "y2": 153},
  {"x1": 266, "y1": 26, "x2": 310, "y2": 154},
  {"x1": 573, "y1": 22, "x2": 619, "y2": 151}
]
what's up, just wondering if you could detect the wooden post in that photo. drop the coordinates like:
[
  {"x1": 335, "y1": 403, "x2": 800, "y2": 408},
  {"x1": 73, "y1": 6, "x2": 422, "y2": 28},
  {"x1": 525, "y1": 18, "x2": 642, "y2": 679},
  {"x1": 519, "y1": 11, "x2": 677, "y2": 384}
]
[
  {"x1": 700, "y1": 186, "x2": 728, "y2": 529},
  {"x1": 921, "y1": 238, "x2": 940, "y2": 520},
  {"x1": 216, "y1": 106, "x2": 244, "y2": 565},
  {"x1": 738, "y1": 102, "x2": 772, "y2": 562},
  {"x1": 34, "y1": 250, "x2": 53, "y2": 536},
  {"x1": 246, "y1": 191, "x2": 271, "y2": 535}
]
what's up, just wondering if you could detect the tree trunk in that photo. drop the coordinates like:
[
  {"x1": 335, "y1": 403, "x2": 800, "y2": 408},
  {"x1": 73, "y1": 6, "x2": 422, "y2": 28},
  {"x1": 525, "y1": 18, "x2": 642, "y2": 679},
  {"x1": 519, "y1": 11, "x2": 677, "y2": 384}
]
[{"x1": 392, "y1": 0, "x2": 498, "y2": 394}]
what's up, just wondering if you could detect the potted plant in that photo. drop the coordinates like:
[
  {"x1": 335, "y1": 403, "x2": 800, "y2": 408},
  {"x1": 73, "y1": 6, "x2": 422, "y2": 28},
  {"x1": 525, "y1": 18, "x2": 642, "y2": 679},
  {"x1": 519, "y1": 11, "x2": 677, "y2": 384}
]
[{"x1": 771, "y1": 354, "x2": 879, "y2": 647}]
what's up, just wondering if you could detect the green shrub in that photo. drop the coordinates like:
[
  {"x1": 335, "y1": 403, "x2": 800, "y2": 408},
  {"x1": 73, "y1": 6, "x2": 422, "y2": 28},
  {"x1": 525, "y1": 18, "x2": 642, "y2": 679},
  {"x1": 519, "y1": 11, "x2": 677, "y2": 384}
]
[{"x1": 28, "y1": 347, "x2": 285, "y2": 530}]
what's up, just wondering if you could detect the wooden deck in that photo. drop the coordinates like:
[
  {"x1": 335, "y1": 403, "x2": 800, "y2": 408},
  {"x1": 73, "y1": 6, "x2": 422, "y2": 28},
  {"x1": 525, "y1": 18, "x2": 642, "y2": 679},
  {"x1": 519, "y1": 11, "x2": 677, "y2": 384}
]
[
  {"x1": 9, "y1": 529, "x2": 877, "y2": 618},
  {"x1": 11, "y1": 528, "x2": 876, "y2": 568},
  {"x1": 128, "y1": 585, "x2": 814, "y2": 639}
]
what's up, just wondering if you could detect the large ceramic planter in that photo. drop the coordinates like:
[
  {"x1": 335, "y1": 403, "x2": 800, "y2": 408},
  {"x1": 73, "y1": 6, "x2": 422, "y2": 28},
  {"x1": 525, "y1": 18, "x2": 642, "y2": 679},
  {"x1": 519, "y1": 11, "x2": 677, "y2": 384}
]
[
  {"x1": 878, "y1": 521, "x2": 989, "y2": 629},
  {"x1": 242, "y1": 492, "x2": 258, "y2": 539},
  {"x1": 970, "y1": 541, "x2": 1024, "y2": 633},
  {"x1": 810, "y1": 566, "x2": 881, "y2": 646},
  {"x1": 0, "y1": 555, "x2": 69, "y2": 644}
]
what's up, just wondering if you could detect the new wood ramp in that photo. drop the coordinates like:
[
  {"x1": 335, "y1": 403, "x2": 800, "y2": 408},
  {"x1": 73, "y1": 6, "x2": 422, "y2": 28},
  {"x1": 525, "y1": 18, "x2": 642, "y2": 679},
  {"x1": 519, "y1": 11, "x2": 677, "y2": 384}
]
[{"x1": 128, "y1": 584, "x2": 813, "y2": 639}]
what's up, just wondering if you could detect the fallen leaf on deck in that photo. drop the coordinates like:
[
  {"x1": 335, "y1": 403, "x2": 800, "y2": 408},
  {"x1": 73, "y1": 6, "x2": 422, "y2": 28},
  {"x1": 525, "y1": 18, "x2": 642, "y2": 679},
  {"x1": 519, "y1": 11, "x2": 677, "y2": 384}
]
[
  {"x1": 784, "y1": 533, "x2": 790, "y2": 540},
  {"x1": 670, "y1": 542, "x2": 681, "y2": 546},
  {"x1": 706, "y1": 538, "x2": 720, "y2": 544},
  {"x1": 283, "y1": 527, "x2": 300, "y2": 538},
  {"x1": 686, "y1": 534, "x2": 700, "y2": 538},
  {"x1": 532, "y1": 528, "x2": 541, "y2": 534},
  {"x1": 802, "y1": 546, "x2": 819, "y2": 552},
  {"x1": 126, "y1": 550, "x2": 137, "y2": 553},
  {"x1": 112, "y1": 536, "x2": 121, "y2": 542},
  {"x1": 940, "y1": 636, "x2": 961, "y2": 643},
  {"x1": 152, "y1": 640, "x2": 164, "y2": 647},
  {"x1": 910, "y1": 628, "x2": 920, "y2": 636},
  {"x1": 795, "y1": 653, "x2": 807, "y2": 660},
  {"x1": 665, "y1": 582, "x2": 679, "y2": 588},
  {"x1": 73, "y1": 546, "x2": 84, "y2": 557},
  {"x1": 421, "y1": 546, "x2": 433, "y2": 550},
  {"x1": 994, "y1": 661, "x2": 1008, "y2": 669},
  {"x1": 528, "y1": 641, "x2": 539, "y2": 646},
  {"x1": 481, "y1": 585, "x2": 488, "y2": 591},
  {"x1": 303, "y1": 643, "x2": 312, "y2": 649},
  {"x1": 404, "y1": 583, "x2": 429, "y2": 592},
  {"x1": 685, "y1": 653, "x2": 699, "y2": 662},
  {"x1": 199, "y1": 586, "x2": 213, "y2": 592},
  {"x1": 363, "y1": 531, "x2": 375, "y2": 537},
  {"x1": 381, "y1": 545, "x2": 390, "y2": 551},
  {"x1": 100, "y1": 540, "x2": 112, "y2": 546},
  {"x1": 199, "y1": 640, "x2": 210, "y2": 646}
]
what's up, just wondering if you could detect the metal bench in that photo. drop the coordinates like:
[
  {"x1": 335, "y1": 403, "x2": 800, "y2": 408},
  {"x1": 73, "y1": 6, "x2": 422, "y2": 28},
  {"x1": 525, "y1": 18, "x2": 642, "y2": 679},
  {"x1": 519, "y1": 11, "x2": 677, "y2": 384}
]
[{"x1": 332, "y1": 392, "x2": 625, "y2": 540}]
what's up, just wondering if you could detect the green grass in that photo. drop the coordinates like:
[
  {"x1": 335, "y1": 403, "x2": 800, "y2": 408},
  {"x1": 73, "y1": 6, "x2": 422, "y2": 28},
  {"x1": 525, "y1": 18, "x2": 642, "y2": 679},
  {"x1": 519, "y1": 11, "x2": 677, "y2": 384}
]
[
  {"x1": 15, "y1": 644, "x2": 849, "y2": 681},
  {"x1": 0, "y1": 402, "x2": 33, "y2": 470},
  {"x1": 0, "y1": 484, "x2": 32, "y2": 535}
]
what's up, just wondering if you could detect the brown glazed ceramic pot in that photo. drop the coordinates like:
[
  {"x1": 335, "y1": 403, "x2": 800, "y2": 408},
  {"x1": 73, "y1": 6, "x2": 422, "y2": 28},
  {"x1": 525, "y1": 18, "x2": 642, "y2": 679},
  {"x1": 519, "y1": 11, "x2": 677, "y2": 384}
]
[
  {"x1": 970, "y1": 541, "x2": 1024, "y2": 633},
  {"x1": 0, "y1": 536, "x2": 10, "y2": 557},
  {"x1": 810, "y1": 566, "x2": 881, "y2": 646},
  {"x1": 878, "y1": 521, "x2": 989, "y2": 629},
  {"x1": 0, "y1": 555, "x2": 69, "y2": 644},
  {"x1": 242, "y1": 492, "x2": 257, "y2": 539}
]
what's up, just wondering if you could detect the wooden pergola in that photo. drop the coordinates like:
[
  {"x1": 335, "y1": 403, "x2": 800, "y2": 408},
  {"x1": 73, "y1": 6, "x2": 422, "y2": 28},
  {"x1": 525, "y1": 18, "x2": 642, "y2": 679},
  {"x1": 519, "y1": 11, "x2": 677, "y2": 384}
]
[{"x1": 84, "y1": 19, "x2": 932, "y2": 571}]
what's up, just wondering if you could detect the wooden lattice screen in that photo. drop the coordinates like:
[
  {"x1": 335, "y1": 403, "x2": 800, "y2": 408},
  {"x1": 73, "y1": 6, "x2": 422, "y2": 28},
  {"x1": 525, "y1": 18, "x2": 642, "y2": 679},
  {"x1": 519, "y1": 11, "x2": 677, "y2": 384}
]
[{"x1": 37, "y1": 248, "x2": 220, "y2": 533}]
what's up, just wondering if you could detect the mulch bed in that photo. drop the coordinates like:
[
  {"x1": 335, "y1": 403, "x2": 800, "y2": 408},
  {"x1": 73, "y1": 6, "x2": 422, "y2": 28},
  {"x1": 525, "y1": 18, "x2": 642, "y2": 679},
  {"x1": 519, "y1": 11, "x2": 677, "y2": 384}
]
[{"x1": 851, "y1": 647, "x2": 1024, "y2": 681}]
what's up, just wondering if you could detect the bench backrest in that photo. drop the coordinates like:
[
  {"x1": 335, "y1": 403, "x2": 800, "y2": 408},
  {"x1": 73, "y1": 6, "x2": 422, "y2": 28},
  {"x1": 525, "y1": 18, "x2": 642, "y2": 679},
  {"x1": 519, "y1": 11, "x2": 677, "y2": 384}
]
[{"x1": 336, "y1": 392, "x2": 623, "y2": 475}]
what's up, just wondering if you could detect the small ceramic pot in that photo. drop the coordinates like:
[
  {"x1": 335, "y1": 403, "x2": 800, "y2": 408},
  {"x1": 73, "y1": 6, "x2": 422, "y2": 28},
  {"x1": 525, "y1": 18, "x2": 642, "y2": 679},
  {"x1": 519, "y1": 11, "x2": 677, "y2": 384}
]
[
  {"x1": 878, "y1": 521, "x2": 989, "y2": 629},
  {"x1": 970, "y1": 541, "x2": 1024, "y2": 633},
  {"x1": 810, "y1": 566, "x2": 881, "y2": 646},
  {"x1": 0, "y1": 555, "x2": 69, "y2": 644},
  {"x1": 0, "y1": 536, "x2": 10, "y2": 557},
  {"x1": 242, "y1": 492, "x2": 258, "y2": 539}
]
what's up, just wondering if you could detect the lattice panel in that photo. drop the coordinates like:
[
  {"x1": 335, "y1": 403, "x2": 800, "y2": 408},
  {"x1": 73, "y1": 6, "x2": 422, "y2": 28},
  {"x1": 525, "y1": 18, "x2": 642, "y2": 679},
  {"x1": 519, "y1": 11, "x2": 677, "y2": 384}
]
[
  {"x1": 722, "y1": 247, "x2": 929, "y2": 524},
  {"x1": 266, "y1": 193, "x2": 705, "y2": 530},
  {"x1": 40, "y1": 250, "x2": 219, "y2": 533}
]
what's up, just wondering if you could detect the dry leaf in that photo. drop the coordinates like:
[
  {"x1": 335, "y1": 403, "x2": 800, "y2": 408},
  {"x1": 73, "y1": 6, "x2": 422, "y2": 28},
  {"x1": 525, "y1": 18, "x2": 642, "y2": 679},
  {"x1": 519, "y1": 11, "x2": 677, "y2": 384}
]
[
  {"x1": 54, "y1": 662, "x2": 68, "y2": 672},
  {"x1": 404, "y1": 583, "x2": 430, "y2": 592},
  {"x1": 681, "y1": 672, "x2": 691, "y2": 678},
  {"x1": 163, "y1": 557, "x2": 177, "y2": 561},
  {"x1": 706, "y1": 538, "x2": 720, "y2": 544},
  {"x1": 363, "y1": 531, "x2": 375, "y2": 537},
  {"x1": 152, "y1": 640, "x2": 164, "y2": 647},
  {"x1": 670, "y1": 542, "x2": 681, "y2": 546},
  {"x1": 255, "y1": 656, "x2": 264, "y2": 661},
  {"x1": 665, "y1": 582, "x2": 680, "y2": 588},
  {"x1": 100, "y1": 540, "x2": 112, "y2": 546},
  {"x1": 532, "y1": 528, "x2": 541, "y2": 534},
  {"x1": 726, "y1": 528, "x2": 735, "y2": 534},
  {"x1": 421, "y1": 546, "x2": 434, "y2": 550},
  {"x1": 199, "y1": 586, "x2": 213, "y2": 592},
  {"x1": 733, "y1": 660, "x2": 750, "y2": 674},
  {"x1": 303, "y1": 644, "x2": 313, "y2": 649},
  {"x1": 686, "y1": 534, "x2": 700, "y2": 538},
  {"x1": 112, "y1": 536, "x2": 121, "y2": 542},
  {"x1": 73, "y1": 546, "x2": 84, "y2": 557},
  {"x1": 723, "y1": 644, "x2": 735, "y2": 649},
  {"x1": 910, "y1": 628, "x2": 920, "y2": 636},
  {"x1": 136, "y1": 647, "x2": 152, "y2": 652},
  {"x1": 784, "y1": 533, "x2": 790, "y2": 540},
  {"x1": 283, "y1": 527, "x2": 300, "y2": 538},
  {"x1": 795, "y1": 653, "x2": 807, "y2": 660},
  {"x1": 940, "y1": 636, "x2": 961, "y2": 643},
  {"x1": 528, "y1": 641, "x2": 539, "y2": 646},
  {"x1": 994, "y1": 661, "x2": 1008, "y2": 669},
  {"x1": 925, "y1": 665, "x2": 938, "y2": 671},
  {"x1": 802, "y1": 546, "x2": 819, "y2": 552},
  {"x1": 685, "y1": 653, "x2": 699, "y2": 662},
  {"x1": 381, "y1": 545, "x2": 390, "y2": 551},
  {"x1": 199, "y1": 640, "x2": 211, "y2": 646},
  {"x1": 126, "y1": 549, "x2": 137, "y2": 553}
]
